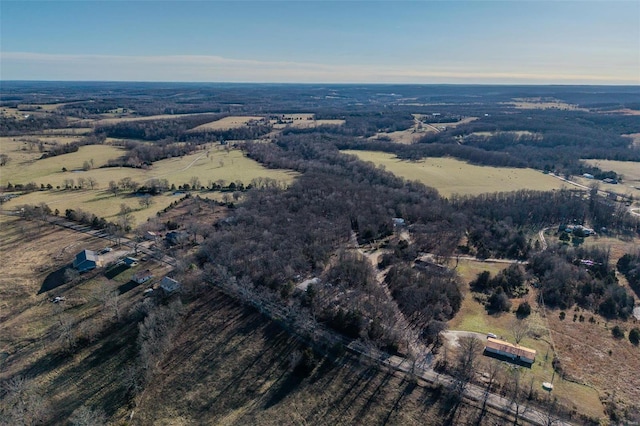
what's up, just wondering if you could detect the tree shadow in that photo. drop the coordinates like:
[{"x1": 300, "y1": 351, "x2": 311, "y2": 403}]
[
  {"x1": 39, "y1": 265, "x2": 70, "y2": 294},
  {"x1": 118, "y1": 280, "x2": 142, "y2": 295},
  {"x1": 104, "y1": 264, "x2": 128, "y2": 279}
]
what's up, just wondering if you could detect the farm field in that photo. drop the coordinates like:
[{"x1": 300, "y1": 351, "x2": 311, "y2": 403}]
[
  {"x1": 3, "y1": 148, "x2": 297, "y2": 222},
  {"x1": 582, "y1": 159, "x2": 640, "y2": 188},
  {"x1": 464, "y1": 130, "x2": 540, "y2": 139},
  {"x1": 503, "y1": 98, "x2": 587, "y2": 111},
  {"x1": 343, "y1": 150, "x2": 569, "y2": 197},
  {"x1": 189, "y1": 115, "x2": 264, "y2": 131},
  {"x1": 450, "y1": 259, "x2": 604, "y2": 419},
  {"x1": 0, "y1": 142, "x2": 125, "y2": 186},
  {"x1": 88, "y1": 112, "x2": 210, "y2": 126}
]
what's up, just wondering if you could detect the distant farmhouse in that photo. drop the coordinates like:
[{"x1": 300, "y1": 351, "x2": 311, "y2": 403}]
[
  {"x1": 484, "y1": 337, "x2": 536, "y2": 367},
  {"x1": 73, "y1": 249, "x2": 99, "y2": 272}
]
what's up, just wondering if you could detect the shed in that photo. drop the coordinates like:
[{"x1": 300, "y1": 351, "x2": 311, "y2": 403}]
[
  {"x1": 73, "y1": 249, "x2": 98, "y2": 272},
  {"x1": 124, "y1": 257, "x2": 138, "y2": 267},
  {"x1": 484, "y1": 337, "x2": 536, "y2": 365},
  {"x1": 133, "y1": 269, "x2": 153, "y2": 284},
  {"x1": 160, "y1": 277, "x2": 181, "y2": 293}
]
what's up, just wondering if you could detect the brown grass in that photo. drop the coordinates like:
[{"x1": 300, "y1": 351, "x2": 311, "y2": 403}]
[
  {"x1": 133, "y1": 289, "x2": 505, "y2": 426},
  {"x1": 189, "y1": 116, "x2": 265, "y2": 132},
  {"x1": 0, "y1": 214, "x2": 171, "y2": 422}
]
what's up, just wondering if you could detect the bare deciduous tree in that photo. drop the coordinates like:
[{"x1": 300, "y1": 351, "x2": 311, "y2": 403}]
[{"x1": 511, "y1": 318, "x2": 531, "y2": 344}]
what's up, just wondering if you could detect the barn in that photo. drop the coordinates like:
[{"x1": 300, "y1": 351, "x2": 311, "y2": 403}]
[
  {"x1": 73, "y1": 249, "x2": 98, "y2": 272},
  {"x1": 484, "y1": 337, "x2": 536, "y2": 366}
]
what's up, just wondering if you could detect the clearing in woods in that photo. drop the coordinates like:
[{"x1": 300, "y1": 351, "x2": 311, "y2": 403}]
[
  {"x1": 449, "y1": 258, "x2": 605, "y2": 419},
  {"x1": 342, "y1": 150, "x2": 570, "y2": 197},
  {"x1": 188, "y1": 115, "x2": 265, "y2": 132}
]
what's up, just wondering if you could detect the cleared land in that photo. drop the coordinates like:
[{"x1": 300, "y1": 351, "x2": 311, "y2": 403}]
[
  {"x1": 0, "y1": 214, "x2": 171, "y2": 422},
  {"x1": 503, "y1": 98, "x2": 587, "y2": 111},
  {"x1": 88, "y1": 112, "x2": 209, "y2": 126},
  {"x1": 450, "y1": 259, "x2": 604, "y2": 419},
  {"x1": 623, "y1": 133, "x2": 640, "y2": 147},
  {"x1": 3, "y1": 148, "x2": 297, "y2": 223},
  {"x1": 189, "y1": 115, "x2": 265, "y2": 132},
  {"x1": 343, "y1": 150, "x2": 569, "y2": 197},
  {"x1": 270, "y1": 113, "x2": 345, "y2": 129},
  {"x1": 465, "y1": 130, "x2": 540, "y2": 139},
  {"x1": 582, "y1": 159, "x2": 640, "y2": 189},
  {"x1": 0, "y1": 142, "x2": 125, "y2": 186}
]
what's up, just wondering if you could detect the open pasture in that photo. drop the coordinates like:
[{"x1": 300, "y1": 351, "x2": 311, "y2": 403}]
[
  {"x1": 582, "y1": 159, "x2": 640, "y2": 188},
  {"x1": 87, "y1": 112, "x2": 210, "y2": 126},
  {"x1": 343, "y1": 150, "x2": 569, "y2": 197},
  {"x1": 623, "y1": 133, "x2": 640, "y2": 147},
  {"x1": 188, "y1": 115, "x2": 265, "y2": 132},
  {"x1": 0, "y1": 143, "x2": 126, "y2": 186},
  {"x1": 504, "y1": 97, "x2": 587, "y2": 111},
  {"x1": 465, "y1": 130, "x2": 540, "y2": 139},
  {"x1": 270, "y1": 113, "x2": 345, "y2": 129},
  {"x1": 3, "y1": 148, "x2": 297, "y2": 222}
]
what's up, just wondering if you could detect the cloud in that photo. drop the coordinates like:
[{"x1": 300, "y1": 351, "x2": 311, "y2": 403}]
[{"x1": 1, "y1": 51, "x2": 637, "y2": 84}]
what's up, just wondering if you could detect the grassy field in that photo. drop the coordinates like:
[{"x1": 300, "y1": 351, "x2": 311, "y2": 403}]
[
  {"x1": 3, "y1": 147, "x2": 297, "y2": 223},
  {"x1": 449, "y1": 258, "x2": 605, "y2": 419},
  {"x1": 87, "y1": 112, "x2": 210, "y2": 126},
  {"x1": 582, "y1": 159, "x2": 640, "y2": 187},
  {"x1": 465, "y1": 130, "x2": 540, "y2": 139},
  {"x1": 0, "y1": 214, "x2": 172, "y2": 422},
  {"x1": 343, "y1": 150, "x2": 570, "y2": 197},
  {"x1": 0, "y1": 142, "x2": 126, "y2": 186},
  {"x1": 504, "y1": 98, "x2": 587, "y2": 111},
  {"x1": 189, "y1": 115, "x2": 265, "y2": 132}
]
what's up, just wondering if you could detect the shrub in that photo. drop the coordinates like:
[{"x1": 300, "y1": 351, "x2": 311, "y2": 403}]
[
  {"x1": 629, "y1": 328, "x2": 640, "y2": 346},
  {"x1": 611, "y1": 325, "x2": 625, "y2": 339},
  {"x1": 516, "y1": 301, "x2": 532, "y2": 318}
]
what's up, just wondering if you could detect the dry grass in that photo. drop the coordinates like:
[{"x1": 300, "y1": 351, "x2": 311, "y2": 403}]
[
  {"x1": 0, "y1": 215, "x2": 171, "y2": 422},
  {"x1": 189, "y1": 116, "x2": 265, "y2": 132},
  {"x1": 623, "y1": 133, "x2": 640, "y2": 147},
  {"x1": 546, "y1": 310, "x2": 640, "y2": 410},
  {"x1": 465, "y1": 130, "x2": 540, "y2": 139},
  {"x1": 504, "y1": 98, "x2": 587, "y2": 111},
  {"x1": 87, "y1": 113, "x2": 209, "y2": 126},
  {"x1": 0, "y1": 142, "x2": 126, "y2": 186},
  {"x1": 448, "y1": 269, "x2": 604, "y2": 419},
  {"x1": 371, "y1": 129, "x2": 424, "y2": 144},
  {"x1": 3, "y1": 147, "x2": 297, "y2": 223},
  {"x1": 133, "y1": 289, "x2": 504, "y2": 426},
  {"x1": 343, "y1": 150, "x2": 569, "y2": 197},
  {"x1": 582, "y1": 159, "x2": 640, "y2": 189}
]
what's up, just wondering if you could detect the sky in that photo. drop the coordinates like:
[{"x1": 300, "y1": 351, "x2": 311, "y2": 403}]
[{"x1": 1, "y1": 1, "x2": 639, "y2": 84}]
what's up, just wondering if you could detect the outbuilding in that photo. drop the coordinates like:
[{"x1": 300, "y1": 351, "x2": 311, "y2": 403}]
[
  {"x1": 160, "y1": 277, "x2": 181, "y2": 294},
  {"x1": 73, "y1": 249, "x2": 99, "y2": 272}
]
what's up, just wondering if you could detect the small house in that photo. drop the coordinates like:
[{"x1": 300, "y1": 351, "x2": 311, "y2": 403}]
[
  {"x1": 73, "y1": 249, "x2": 99, "y2": 272},
  {"x1": 484, "y1": 337, "x2": 536, "y2": 366},
  {"x1": 133, "y1": 270, "x2": 153, "y2": 284},
  {"x1": 160, "y1": 277, "x2": 181, "y2": 294},
  {"x1": 166, "y1": 231, "x2": 188, "y2": 246}
]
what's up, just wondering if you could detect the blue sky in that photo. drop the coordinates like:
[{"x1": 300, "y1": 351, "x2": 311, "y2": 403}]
[{"x1": 1, "y1": 1, "x2": 638, "y2": 84}]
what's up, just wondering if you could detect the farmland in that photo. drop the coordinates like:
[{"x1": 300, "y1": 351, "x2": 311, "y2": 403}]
[
  {"x1": 342, "y1": 150, "x2": 569, "y2": 197},
  {"x1": 3, "y1": 146, "x2": 297, "y2": 223},
  {"x1": 582, "y1": 159, "x2": 640, "y2": 189},
  {"x1": 189, "y1": 115, "x2": 265, "y2": 131}
]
